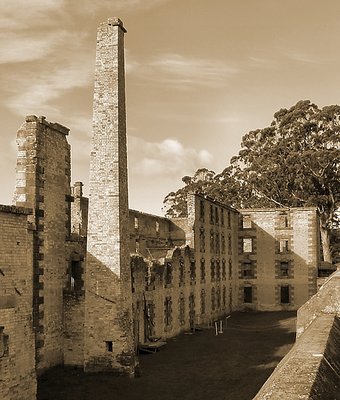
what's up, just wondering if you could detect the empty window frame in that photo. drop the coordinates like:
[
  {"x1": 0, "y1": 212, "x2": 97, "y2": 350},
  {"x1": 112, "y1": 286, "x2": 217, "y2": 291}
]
[
  {"x1": 211, "y1": 287, "x2": 216, "y2": 311},
  {"x1": 164, "y1": 296, "x2": 173, "y2": 326},
  {"x1": 215, "y1": 233, "x2": 220, "y2": 254},
  {"x1": 179, "y1": 258, "x2": 185, "y2": 286},
  {"x1": 242, "y1": 261, "x2": 254, "y2": 278},
  {"x1": 210, "y1": 259, "x2": 215, "y2": 282},
  {"x1": 280, "y1": 261, "x2": 289, "y2": 277},
  {"x1": 70, "y1": 260, "x2": 82, "y2": 291},
  {"x1": 280, "y1": 286, "x2": 290, "y2": 304},
  {"x1": 199, "y1": 227, "x2": 205, "y2": 253},
  {"x1": 179, "y1": 295, "x2": 185, "y2": 325},
  {"x1": 165, "y1": 262, "x2": 172, "y2": 286},
  {"x1": 210, "y1": 205, "x2": 214, "y2": 224},
  {"x1": 200, "y1": 200, "x2": 205, "y2": 221},
  {"x1": 244, "y1": 286, "x2": 253, "y2": 303},
  {"x1": 242, "y1": 215, "x2": 252, "y2": 229},
  {"x1": 242, "y1": 238, "x2": 253, "y2": 253},
  {"x1": 215, "y1": 207, "x2": 219, "y2": 224},
  {"x1": 278, "y1": 212, "x2": 289, "y2": 228},
  {"x1": 279, "y1": 239, "x2": 289, "y2": 253},
  {"x1": 200, "y1": 258, "x2": 205, "y2": 283},
  {"x1": 210, "y1": 230, "x2": 215, "y2": 253},
  {"x1": 190, "y1": 260, "x2": 196, "y2": 282},
  {"x1": 105, "y1": 341, "x2": 113, "y2": 352},
  {"x1": 200, "y1": 289, "x2": 206, "y2": 315}
]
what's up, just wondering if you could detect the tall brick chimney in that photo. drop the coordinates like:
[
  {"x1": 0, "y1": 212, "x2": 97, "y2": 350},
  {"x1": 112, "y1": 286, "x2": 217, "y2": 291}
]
[{"x1": 84, "y1": 18, "x2": 136, "y2": 375}]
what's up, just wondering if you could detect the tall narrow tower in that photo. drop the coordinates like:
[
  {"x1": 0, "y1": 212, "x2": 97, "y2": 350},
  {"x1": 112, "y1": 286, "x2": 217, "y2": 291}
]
[{"x1": 84, "y1": 18, "x2": 135, "y2": 374}]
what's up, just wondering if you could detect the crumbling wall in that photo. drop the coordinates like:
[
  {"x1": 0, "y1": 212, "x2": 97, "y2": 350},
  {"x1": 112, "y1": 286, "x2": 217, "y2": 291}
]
[
  {"x1": 0, "y1": 206, "x2": 36, "y2": 400},
  {"x1": 129, "y1": 209, "x2": 186, "y2": 259},
  {"x1": 13, "y1": 115, "x2": 71, "y2": 372},
  {"x1": 63, "y1": 241, "x2": 86, "y2": 366},
  {"x1": 71, "y1": 182, "x2": 88, "y2": 237},
  {"x1": 131, "y1": 193, "x2": 240, "y2": 344}
]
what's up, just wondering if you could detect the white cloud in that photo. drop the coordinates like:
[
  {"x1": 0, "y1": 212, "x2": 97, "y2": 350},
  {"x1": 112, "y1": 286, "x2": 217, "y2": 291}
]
[
  {"x1": 287, "y1": 51, "x2": 324, "y2": 65},
  {"x1": 128, "y1": 53, "x2": 239, "y2": 88},
  {"x1": 6, "y1": 55, "x2": 93, "y2": 115},
  {"x1": 0, "y1": 0, "x2": 64, "y2": 30},
  {"x1": 128, "y1": 136, "x2": 213, "y2": 177},
  {"x1": 0, "y1": 31, "x2": 76, "y2": 64}
]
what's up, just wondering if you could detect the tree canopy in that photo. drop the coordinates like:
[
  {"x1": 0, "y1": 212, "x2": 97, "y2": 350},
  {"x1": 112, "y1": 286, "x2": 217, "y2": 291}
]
[{"x1": 163, "y1": 100, "x2": 340, "y2": 261}]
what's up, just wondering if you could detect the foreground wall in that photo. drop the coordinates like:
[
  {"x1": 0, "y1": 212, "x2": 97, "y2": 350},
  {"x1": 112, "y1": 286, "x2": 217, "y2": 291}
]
[
  {"x1": 0, "y1": 206, "x2": 36, "y2": 400},
  {"x1": 13, "y1": 115, "x2": 71, "y2": 372},
  {"x1": 254, "y1": 270, "x2": 340, "y2": 399}
]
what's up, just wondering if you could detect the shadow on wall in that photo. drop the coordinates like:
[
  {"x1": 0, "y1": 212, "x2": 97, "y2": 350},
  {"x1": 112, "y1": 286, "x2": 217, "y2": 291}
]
[
  {"x1": 83, "y1": 251, "x2": 136, "y2": 375},
  {"x1": 238, "y1": 218, "x2": 318, "y2": 312}
]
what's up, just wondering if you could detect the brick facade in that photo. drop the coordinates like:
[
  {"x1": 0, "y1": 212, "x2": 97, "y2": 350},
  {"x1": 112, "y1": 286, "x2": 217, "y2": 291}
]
[
  {"x1": 13, "y1": 115, "x2": 71, "y2": 372},
  {"x1": 238, "y1": 208, "x2": 320, "y2": 311},
  {"x1": 0, "y1": 206, "x2": 36, "y2": 400}
]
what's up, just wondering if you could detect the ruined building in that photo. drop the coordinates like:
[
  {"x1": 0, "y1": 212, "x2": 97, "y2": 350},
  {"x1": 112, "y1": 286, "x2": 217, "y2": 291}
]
[{"x1": 0, "y1": 17, "x2": 326, "y2": 400}]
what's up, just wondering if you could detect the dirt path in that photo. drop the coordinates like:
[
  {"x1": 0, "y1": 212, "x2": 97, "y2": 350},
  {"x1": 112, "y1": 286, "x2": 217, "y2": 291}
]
[{"x1": 38, "y1": 311, "x2": 296, "y2": 400}]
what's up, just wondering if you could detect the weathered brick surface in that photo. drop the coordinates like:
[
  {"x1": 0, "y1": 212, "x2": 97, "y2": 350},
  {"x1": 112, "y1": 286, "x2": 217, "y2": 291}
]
[
  {"x1": 131, "y1": 194, "x2": 239, "y2": 342},
  {"x1": 84, "y1": 18, "x2": 136, "y2": 374},
  {"x1": 0, "y1": 208, "x2": 37, "y2": 400},
  {"x1": 13, "y1": 115, "x2": 71, "y2": 372},
  {"x1": 238, "y1": 208, "x2": 319, "y2": 311}
]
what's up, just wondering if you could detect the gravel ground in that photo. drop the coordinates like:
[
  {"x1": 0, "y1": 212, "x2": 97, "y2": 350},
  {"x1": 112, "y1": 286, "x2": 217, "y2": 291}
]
[{"x1": 38, "y1": 311, "x2": 296, "y2": 400}]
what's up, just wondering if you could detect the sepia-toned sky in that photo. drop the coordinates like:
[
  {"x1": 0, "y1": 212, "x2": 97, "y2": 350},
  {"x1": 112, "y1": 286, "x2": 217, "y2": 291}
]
[{"x1": 1, "y1": 0, "x2": 340, "y2": 215}]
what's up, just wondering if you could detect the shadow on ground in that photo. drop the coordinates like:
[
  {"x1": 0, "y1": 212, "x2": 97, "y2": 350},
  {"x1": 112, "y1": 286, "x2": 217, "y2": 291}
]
[{"x1": 38, "y1": 311, "x2": 296, "y2": 400}]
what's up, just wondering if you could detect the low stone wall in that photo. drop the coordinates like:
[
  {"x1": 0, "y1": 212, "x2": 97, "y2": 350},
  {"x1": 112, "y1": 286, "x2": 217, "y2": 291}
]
[
  {"x1": 296, "y1": 270, "x2": 340, "y2": 338},
  {"x1": 253, "y1": 270, "x2": 340, "y2": 399},
  {"x1": 253, "y1": 314, "x2": 340, "y2": 399}
]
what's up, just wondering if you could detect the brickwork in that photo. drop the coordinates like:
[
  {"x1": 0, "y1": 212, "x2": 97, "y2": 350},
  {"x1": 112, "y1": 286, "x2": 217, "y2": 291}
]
[
  {"x1": 71, "y1": 182, "x2": 88, "y2": 237},
  {"x1": 130, "y1": 195, "x2": 239, "y2": 344},
  {"x1": 238, "y1": 208, "x2": 320, "y2": 311},
  {"x1": 0, "y1": 206, "x2": 36, "y2": 400},
  {"x1": 63, "y1": 241, "x2": 86, "y2": 366},
  {"x1": 13, "y1": 115, "x2": 71, "y2": 372},
  {"x1": 84, "y1": 17, "x2": 136, "y2": 374}
]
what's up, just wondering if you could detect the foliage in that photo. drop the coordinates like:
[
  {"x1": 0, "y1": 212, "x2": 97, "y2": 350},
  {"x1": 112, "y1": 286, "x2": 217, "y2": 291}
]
[{"x1": 163, "y1": 100, "x2": 340, "y2": 260}]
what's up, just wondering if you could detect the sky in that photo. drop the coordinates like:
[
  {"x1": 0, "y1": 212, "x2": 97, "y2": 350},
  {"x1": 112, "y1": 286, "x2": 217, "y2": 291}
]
[{"x1": 1, "y1": 0, "x2": 340, "y2": 215}]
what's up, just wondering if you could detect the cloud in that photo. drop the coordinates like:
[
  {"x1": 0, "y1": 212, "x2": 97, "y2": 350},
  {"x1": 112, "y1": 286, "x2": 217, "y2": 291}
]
[
  {"x1": 6, "y1": 55, "x2": 93, "y2": 115},
  {"x1": 0, "y1": 0, "x2": 170, "y2": 31},
  {"x1": 0, "y1": 0, "x2": 64, "y2": 30},
  {"x1": 0, "y1": 31, "x2": 76, "y2": 64},
  {"x1": 286, "y1": 51, "x2": 324, "y2": 65},
  {"x1": 128, "y1": 136, "x2": 213, "y2": 177},
  {"x1": 127, "y1": 53, "x2": 239, "y2": 88}
]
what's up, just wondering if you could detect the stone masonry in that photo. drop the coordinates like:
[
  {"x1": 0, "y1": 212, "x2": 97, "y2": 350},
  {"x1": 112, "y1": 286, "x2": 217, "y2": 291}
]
[
  {"x1": 84, "y1": 18, "x2": 136, "y2": 374},
  {"x1": 13, "y1": 116, "x2": 71, "y2": 373},
  {"x1": 0, "y1": 205, "x2": 36, "y2": 400}
]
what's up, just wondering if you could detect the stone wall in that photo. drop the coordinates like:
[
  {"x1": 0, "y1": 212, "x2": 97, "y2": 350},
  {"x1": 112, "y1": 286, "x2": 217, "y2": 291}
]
[
  {"x1": 63, "y1": 240, "x2": 86, "y2": 366},
  {"x1": 131, "y1": 194, "x2": 240, "y2": 344},
  {"x1": 237, "y1": 208, "x2": 319, "y2": 311},
  {"x1": 254, "y1": 270, "x2": 340, "y2": 399},
  {"x1": 13, "y1": 115, "x2": 71, "y2": 372},
  {"x1": 0, "y1": 206, "x2": 36, "y2": 400}
]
